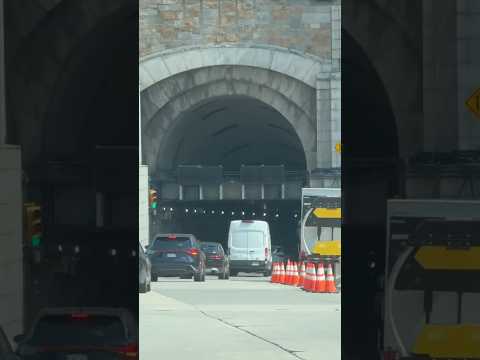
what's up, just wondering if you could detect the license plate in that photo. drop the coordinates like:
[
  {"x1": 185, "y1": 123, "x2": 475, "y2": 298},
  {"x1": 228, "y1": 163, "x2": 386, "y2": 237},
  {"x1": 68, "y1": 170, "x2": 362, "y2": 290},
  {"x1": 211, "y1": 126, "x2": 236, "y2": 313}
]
[
  {"x1": 66, "y1": 355, "x2": 88, "y2": 360},
  {"x1": 251, "y1": 262, "x2": 259, "y2": 266},
  {"x1": 166, "y1": 253, "x2": 176, "y2": 258}
]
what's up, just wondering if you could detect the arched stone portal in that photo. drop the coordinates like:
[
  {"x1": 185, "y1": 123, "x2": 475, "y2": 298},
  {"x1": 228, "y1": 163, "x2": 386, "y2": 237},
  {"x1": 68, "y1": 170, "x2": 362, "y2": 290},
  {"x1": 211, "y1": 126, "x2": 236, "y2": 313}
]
[{"x1": 140, "y1": 45, "x2": 341, "y2": 182}]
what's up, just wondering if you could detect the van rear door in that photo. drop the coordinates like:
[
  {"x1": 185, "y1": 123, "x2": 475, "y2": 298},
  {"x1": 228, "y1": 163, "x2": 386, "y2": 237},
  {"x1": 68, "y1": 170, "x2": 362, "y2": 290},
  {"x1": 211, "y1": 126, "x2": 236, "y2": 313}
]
[
  {"x1": 230, "y1": 231, "x2": 248, "y2": 261},
  {"x1": 246, "y1": 231, "x2": 265, "y2": 262}
]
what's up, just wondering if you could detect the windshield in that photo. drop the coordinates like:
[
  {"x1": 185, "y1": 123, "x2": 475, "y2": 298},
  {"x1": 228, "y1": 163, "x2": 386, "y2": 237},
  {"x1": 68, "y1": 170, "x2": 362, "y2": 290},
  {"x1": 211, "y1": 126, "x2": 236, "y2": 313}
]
[
  {"x1": 152, "y1": 237, "x2": 191, "y2": 250},
  {"x1": 28, "y1": 315, "x2": 126, "y2": 347},
  {"x1": 201, "y1": 244, "x2": 219, "y2": 253}
]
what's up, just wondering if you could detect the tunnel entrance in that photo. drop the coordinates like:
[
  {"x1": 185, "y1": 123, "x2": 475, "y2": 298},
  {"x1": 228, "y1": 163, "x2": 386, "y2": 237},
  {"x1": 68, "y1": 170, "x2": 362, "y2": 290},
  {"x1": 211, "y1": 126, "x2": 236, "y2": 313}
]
[
  {"x1": 149, "y1": 95, "x2": 308, "y2": 258},
  {"x1": 157, "y1": 96, "x2": 307, "y2": 172}
]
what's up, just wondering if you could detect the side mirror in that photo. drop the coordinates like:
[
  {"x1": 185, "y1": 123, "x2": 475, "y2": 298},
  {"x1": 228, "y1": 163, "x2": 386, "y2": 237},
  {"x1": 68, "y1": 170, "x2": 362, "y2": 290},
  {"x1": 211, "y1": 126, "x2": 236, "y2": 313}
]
[{"x1": 13, "y1": 334, "x2": 25, "y2": 343}]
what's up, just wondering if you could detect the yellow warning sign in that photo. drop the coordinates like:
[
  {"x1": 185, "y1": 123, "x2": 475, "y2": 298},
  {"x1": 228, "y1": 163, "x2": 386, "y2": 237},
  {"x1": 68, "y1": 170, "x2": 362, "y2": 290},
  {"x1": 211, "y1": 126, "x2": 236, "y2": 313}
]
[
  {"x1": 313, "y1": 208, "x2": 341, "y2": 219},
  {"x1": 466, "y1": 88, "x2": 480, "y2": 119},
  {"x1": 335, "y1": 143, "x2": 342, "y2": 153}
]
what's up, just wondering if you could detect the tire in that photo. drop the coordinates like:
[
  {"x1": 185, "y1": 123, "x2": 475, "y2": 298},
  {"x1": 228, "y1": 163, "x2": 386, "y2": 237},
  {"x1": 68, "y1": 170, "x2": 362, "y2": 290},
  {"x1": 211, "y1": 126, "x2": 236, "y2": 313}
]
[
  {"x1": 139, "y1": 282, "x2": 147, "y2": 293},
  {"x1": 151, "y1": 274, "x2": 158, "y2": 282},
  {"x1": 147, "y1": 283, "x2": 151, "y2": 292},
  {"x1": 230, "y1": 271, "x2": 238, "y2": 277},
  {"x1": 201, "y1": 271, "x2": 206, "y2": 282}
]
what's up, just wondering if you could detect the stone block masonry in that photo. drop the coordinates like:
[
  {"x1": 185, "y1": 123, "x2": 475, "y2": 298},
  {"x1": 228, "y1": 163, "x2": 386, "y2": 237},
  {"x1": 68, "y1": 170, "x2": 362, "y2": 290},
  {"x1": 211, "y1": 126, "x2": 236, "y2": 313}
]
[{"x1": 140, "y1": 0, "x2": 340, "y2": 59}]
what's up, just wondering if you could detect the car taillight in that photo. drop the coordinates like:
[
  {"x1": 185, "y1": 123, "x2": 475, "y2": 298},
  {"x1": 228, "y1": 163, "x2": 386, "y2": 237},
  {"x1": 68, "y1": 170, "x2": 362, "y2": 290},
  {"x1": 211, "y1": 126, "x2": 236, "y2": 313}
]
[
  {"x1": 114, "y1": 343, "x2": 138, "y2": 358},
  {"x1": 383, "y1": 349, "x2": 398, "y2": 360},
  {"x1": 186, "y1": 248, "x2": 199, "y2": 256},
  {"x1": 71, "y1": 313, "x2": 89, "y2": 319},
  {"x1": 210, "y1": 255, "x2": 222, "y2": 260}
]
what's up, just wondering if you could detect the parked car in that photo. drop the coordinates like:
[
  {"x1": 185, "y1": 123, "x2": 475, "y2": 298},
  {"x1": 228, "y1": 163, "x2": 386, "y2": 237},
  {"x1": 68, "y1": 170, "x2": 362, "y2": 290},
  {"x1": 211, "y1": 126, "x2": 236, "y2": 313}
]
[
  {"x1": 0, "y1": 326, "x2": 20, "y2": 360},
  {"x1": 14, "y1": 307, "x2": 138, "y2": 360},
  {"x1": 146, "y1": 234, "x2": 206, "y2": 282},
  {"x1": 227, "y1": 220, "x2": 273, "y2": 276},
  {"x1": 200, "y1": 242, "x2": 230, "y2": 279},
  {"x1": 139, "y1": 242, "x2": 151, "y2": 293}
]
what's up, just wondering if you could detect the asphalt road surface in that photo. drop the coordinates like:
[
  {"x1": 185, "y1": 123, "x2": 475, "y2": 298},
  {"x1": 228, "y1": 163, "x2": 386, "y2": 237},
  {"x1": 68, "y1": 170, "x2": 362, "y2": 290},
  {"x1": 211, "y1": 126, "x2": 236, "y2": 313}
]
[{"x1": 139, "y1": 274, "x2": 341, "y2": 360}]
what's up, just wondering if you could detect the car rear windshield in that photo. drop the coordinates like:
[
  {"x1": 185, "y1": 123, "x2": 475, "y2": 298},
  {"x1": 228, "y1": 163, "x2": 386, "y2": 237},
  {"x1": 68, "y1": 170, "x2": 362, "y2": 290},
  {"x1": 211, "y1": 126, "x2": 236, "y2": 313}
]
[
  {"x1": 28, "y1": 315, "x2": 126, "y2": 347},
  {"x1": 152, "y1": 237, "x2": 191, "y2": 250},
  {"x1": 201, "y1": 244, "x2": 220, "y2": 253}
]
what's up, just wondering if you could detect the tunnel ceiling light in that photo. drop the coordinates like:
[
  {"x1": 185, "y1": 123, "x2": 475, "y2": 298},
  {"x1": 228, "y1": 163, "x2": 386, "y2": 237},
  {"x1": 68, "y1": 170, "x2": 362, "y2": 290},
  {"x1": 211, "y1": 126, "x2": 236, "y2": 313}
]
[
  {"x1": 252, "y1": 212, "x2": 256, "y2": 216},
  {"x1": 221, "y1": 211, "x2": 225, "y2": 215},
  {"x1": 241, "y1": 211, "x2": 245, "y2": 216},
  {"x1": 275, "y1": 214, "x2": 279, "y2": 218},
  {"x1": 185, "y1": 208, "x2": 189, "y2": 213},
  {"x1": 163, "y1": 207, "x2": 166, "y2": 211},
  {"x1": 170, "y1": 208, "x2": 174, "y2": 212},
  {"x1": 232, "y1": 211, "x2": 235, "y2": 215},
  {"x1": 211, "y1": 210, "x2": 215, "y2": 214},
  {"x1": 263, "y1": 212, "x2": 267, "y2": 217},
  {"x1": 194, "y1": 209, "x2": 197, "y2": 213}
]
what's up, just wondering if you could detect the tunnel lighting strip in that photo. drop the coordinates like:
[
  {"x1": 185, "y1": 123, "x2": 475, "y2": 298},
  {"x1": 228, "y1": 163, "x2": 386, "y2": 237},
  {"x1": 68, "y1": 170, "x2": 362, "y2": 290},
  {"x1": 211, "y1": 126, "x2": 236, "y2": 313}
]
[{"x1": 155, "y1": 206, "x2": 299, "y2": 219}]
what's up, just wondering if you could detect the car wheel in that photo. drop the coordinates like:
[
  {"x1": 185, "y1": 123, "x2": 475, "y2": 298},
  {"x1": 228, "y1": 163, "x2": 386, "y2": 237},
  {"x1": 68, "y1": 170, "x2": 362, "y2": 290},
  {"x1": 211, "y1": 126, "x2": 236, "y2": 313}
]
[
  {"x1": 147, "y1": 283, "x2": 151, "y2": 292},
  {"x1": 151, "y1": 274, "x2": 158, "y2": 282},
  {"x1": 218, "y1": 270, "x2": 225, "y2": 280},
  {"x1": 139, "y1": 282, "x2": 147, "y2": 293},
  {"x1": 230, "y1": 271, "x2": 238, "y2": 277}
]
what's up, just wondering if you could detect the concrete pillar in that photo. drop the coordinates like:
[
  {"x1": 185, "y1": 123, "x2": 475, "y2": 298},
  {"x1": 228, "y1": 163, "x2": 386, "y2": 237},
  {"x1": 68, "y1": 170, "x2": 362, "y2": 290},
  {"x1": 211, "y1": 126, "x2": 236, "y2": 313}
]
[
  {"x1": 422, "y1": 0, "x2": 459, "y2": 152},
  {"x1": 0, "y1": 146, "x2": 23, "y2": 342},
  {"x1": 457, "y1": 0, "x2": 480, "y2": 150},
  {"x1": 139, "y1": 84, "x2": 142, "y2": 164},
  {"x1": 95, "y1": 193, "x2": 105, "y2": 227},
  {"x1": 0, "y1": 0, "x2": 6, "y2": 145}
]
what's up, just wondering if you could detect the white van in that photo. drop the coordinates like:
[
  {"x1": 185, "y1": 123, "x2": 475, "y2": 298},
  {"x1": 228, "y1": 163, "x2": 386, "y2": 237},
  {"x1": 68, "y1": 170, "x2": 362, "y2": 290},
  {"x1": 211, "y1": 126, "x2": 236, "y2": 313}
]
[{"x1": 227, "y1": 220, "x2": 272, "y2": 276}]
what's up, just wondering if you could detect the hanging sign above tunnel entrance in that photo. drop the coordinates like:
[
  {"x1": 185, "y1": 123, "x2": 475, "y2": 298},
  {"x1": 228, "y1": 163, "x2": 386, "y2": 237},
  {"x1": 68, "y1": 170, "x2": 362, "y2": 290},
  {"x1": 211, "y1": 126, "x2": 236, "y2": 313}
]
[{"x1": 466, "y1": 88, "x2": 480, "y2": 119}]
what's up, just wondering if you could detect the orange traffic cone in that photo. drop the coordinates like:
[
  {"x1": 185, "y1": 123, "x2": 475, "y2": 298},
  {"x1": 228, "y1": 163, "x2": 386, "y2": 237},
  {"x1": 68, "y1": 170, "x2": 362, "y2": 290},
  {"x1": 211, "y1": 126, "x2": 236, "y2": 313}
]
[
  {"x1": 291, "y1": 262, "x2": 299, "y2": 286},
  {"x1": 325, "y1": 263, "x2": 337, "y2": 293},
  {"x1": 313, "y1": 262, "x2": 326, "y2": 293},
  {"x1": 279, "y1": 262, "x2": 285, "y2": 284},
  {"x1": 297, "y1": 262, "x2": 305, "y2": 287},
  {"x1": 302, "y1": 263, "x2": 313, "y2": 291},
  {"x1": 284, "y1": 260, "x2": 291, "y2": 285},
  {"x1": 271, "y1": 263, "x2": 277, "y2": 283}
]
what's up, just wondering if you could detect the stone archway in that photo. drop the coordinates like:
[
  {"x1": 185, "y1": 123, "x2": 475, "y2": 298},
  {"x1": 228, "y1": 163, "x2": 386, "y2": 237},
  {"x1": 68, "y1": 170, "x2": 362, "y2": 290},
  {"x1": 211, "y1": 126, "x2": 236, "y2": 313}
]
[{"x1": 140, "y1": 45, "x2": 339, "y2": 178}]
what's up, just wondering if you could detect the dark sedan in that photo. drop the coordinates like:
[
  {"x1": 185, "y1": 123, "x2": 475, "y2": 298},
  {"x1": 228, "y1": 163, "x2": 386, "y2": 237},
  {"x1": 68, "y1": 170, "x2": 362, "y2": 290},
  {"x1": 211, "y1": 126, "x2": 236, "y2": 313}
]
[
  {"x1": 200, "y1": 242, "x2": 230, "y2": 280},
  {"x1": 146, "y1": 234, "x2": 206, "y2": 282}
]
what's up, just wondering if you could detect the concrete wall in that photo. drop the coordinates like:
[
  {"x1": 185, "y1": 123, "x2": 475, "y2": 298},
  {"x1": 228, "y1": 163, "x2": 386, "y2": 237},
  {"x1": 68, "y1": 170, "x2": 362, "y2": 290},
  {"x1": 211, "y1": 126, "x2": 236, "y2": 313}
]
[
  {"x1": 139, "y1": 165, "x2": 150, "y2": 247},
  {"x1": 140, "y1": 0, "x2": 340, "y2": 61},
  {"x1": 0, "y1": 146, "x2": 23, "y2": 343}
]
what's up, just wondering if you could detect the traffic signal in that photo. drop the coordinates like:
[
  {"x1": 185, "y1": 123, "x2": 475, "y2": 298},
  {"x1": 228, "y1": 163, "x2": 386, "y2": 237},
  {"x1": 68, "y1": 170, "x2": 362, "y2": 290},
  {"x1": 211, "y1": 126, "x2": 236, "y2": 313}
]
[
  {"x1": 24, "y1": 204, "x2": 42, "y2": 248},
  {"x1": 149, "y1": 189, "x2": 157, "y2": 209}
]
